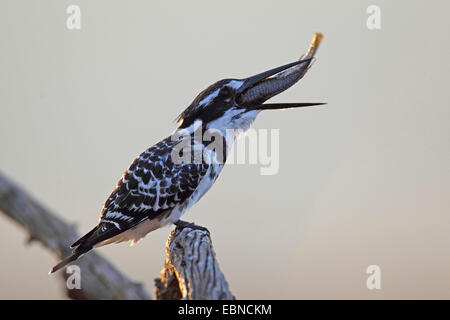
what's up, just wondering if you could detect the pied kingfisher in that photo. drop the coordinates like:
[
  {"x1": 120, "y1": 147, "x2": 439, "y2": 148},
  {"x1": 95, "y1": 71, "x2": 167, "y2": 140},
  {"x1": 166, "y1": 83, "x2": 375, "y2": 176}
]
[{"x1": 50, "y1": 33, "x2": 324, "y2": 273}]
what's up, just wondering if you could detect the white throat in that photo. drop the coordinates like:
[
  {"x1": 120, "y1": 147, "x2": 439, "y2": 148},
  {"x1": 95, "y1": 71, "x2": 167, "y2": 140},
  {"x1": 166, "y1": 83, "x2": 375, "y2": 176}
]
[
  {"x1": 206, "y1": 108, "x2": 260, "y2": 133},
  {"x1": 206, "y1": 108, "x2": 260, "y2": 148}
]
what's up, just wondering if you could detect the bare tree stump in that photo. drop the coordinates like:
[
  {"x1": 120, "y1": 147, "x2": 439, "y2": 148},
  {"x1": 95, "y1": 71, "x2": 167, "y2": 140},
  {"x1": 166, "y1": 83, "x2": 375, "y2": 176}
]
[{"x1": 155, "y1": 226, "x2": 234, "y2": 300}]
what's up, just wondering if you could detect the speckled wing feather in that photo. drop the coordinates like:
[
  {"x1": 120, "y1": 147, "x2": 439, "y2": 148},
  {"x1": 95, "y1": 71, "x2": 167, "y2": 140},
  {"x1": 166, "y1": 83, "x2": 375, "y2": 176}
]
[{"x1": 70, "y1": 136, "x2": 209, "y2": 248}]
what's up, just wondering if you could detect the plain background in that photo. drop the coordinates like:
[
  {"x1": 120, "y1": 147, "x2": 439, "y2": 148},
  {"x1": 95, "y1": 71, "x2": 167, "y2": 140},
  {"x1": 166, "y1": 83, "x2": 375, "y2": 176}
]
[{"x1": 0, "y1": 0, "x2": 449, "y2": 299}]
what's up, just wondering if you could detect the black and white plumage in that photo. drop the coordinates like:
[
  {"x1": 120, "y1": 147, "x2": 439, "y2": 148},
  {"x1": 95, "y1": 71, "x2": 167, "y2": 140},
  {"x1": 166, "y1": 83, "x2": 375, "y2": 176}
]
[
  {"x1": 75, "y1": 136, "x2": 217, "y2": 248},
  {"x1": 51, "y1": 136, "x2": 223, "y2": 273},
  {"x1": 50, "y1": 33, "x2": 324, "y2": 273}
]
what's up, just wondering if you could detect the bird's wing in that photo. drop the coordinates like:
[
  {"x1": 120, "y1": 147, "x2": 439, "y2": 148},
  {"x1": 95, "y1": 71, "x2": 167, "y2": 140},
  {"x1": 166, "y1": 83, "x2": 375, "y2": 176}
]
[{"x1": 71, "y1": 136, "x2": 210, "y2": 248}]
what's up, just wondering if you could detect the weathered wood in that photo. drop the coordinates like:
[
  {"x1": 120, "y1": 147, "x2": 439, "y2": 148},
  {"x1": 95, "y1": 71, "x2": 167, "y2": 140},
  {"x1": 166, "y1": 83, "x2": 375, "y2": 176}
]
[
  {"x1": 0, "y1": 171, "x2": 151, "y2": 300},
  {"x1": 155, "y1": 227, "x2": 234, "y2": 300}
]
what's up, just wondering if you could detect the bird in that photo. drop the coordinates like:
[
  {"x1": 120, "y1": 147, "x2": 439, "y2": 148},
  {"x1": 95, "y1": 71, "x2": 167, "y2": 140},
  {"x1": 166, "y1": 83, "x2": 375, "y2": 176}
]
[{"x1": 50, "y1": 33, "x2": 324, "y2": 274}]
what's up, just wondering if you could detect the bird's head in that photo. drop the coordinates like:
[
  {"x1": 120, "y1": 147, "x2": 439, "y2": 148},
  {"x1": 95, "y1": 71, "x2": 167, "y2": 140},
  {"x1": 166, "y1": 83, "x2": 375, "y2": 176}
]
[{"x1": 176, "y1": 58, "x2": 324, "y2": 133}]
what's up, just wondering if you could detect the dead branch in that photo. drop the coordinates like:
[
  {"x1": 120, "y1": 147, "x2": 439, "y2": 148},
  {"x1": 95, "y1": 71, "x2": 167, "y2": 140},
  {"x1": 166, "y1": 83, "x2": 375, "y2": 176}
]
[{"x1": 0, "y1": 171, "x2": 150, "y2": 300}]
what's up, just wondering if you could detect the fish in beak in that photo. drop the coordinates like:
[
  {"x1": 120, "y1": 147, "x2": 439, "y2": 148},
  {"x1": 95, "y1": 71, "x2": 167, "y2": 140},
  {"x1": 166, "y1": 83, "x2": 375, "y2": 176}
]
[{"x1": 237, "y1": 33, "x2": 325, "y2": 111}]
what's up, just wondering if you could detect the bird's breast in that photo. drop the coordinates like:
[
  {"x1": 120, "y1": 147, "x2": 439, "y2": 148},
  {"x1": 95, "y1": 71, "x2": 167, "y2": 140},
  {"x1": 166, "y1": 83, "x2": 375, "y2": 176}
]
[{"x1": 160, "y1": 161, "x2": 223, "y2": 226}]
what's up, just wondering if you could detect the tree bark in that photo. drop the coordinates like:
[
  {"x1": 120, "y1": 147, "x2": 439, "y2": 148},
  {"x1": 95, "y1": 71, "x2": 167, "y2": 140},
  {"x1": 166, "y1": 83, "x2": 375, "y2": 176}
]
[{"x1": 155, "y1": 227, "x2": 234, "y2": 300}]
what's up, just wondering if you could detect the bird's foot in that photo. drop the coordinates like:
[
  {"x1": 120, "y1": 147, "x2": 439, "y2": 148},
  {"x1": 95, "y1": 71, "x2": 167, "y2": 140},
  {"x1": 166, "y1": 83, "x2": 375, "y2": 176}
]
[{"x1": 174, "y1": 220, "x2": 209, "y2": 234}]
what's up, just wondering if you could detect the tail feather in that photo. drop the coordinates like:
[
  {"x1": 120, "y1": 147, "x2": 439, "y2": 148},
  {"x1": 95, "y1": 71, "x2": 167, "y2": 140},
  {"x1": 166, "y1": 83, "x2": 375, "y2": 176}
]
[
  {"x1": 70, "y1": 226, "x2": 99, "y2": 248},
  {"x1": 49, "y1": 248, "x2": 88, "y2": 274},
  {"x1": 50, "y1": 222, "x2": 128, "y2": 274},
  {"x1": 50, "y1": 227, "x2": 99, "y2": 274},
  {"x1": 50, "y1": 224, "x2": 122, "y2": 274}
]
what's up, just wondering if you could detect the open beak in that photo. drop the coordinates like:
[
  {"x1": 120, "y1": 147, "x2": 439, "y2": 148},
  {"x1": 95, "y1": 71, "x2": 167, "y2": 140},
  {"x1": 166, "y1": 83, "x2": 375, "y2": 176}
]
[
  {"x1": 237, "y1": 32, "x2": 325, "y2": 111},
  {"x1": 236, "y1": 59, "x2": 311, "y2": 94}
]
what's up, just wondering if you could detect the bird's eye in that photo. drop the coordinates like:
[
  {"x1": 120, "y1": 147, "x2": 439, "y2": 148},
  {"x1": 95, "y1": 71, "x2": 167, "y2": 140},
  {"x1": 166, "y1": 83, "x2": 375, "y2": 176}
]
[{"x1": 219, "y1": 86, "x2": 232, "y2": 97}]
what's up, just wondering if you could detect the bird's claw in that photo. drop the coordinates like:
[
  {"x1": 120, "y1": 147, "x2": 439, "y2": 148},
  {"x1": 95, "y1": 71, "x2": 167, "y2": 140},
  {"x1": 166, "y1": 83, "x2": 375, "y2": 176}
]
[{"x1": 174, "y1": 220, "x2": 209, "y2": 234}]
